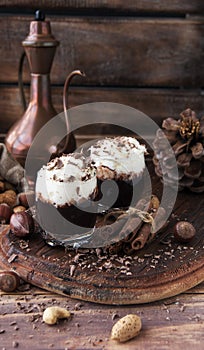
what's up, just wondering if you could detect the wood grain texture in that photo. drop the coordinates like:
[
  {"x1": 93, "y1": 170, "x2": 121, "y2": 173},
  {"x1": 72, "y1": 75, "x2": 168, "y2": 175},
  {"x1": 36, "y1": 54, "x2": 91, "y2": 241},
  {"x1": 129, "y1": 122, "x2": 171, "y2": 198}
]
[
  {"x1": 1, "y1": 16, "x2": 204, "y2": 87},
  {"x1": 0, "y1": 168, "x2": 203, "y2": 305},
  {"x1": 1, "y1": 0, "x2": 204, "y2": 14},
  {"x1": 0, "y1": 283, "x2": 203, "y2": 350},
  {"x1": 0, "y1": 3, "x2": 203, "y2": 347},
  {"x1": 1, "y1": 85, "x2": 204, "y2": 134},
  {"x1": 1, "y1": 226, "x2": 203, "y2": 305}
]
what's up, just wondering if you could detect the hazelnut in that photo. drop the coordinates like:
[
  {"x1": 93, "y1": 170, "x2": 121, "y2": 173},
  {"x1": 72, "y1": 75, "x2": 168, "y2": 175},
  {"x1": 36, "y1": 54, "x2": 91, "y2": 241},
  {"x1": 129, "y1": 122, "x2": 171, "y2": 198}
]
[
  {"x1": 10, "y1": 212, "x2": 34, "y2": 238},
  {"x1": 174, "y1": 221, "x2": 196, "y2": 243},
  {"x1": 0, "y1": 271, "x2": 20, "y2": 292},
  {"x1": 13, "y1": 205, "x2": 26, "y2": 213},
  {"x1": 17, "y1": 191, "x2": 35, "y2": 208},
  {"x1": 0, "y1": 203, "x2": 13, "y2": 223}
]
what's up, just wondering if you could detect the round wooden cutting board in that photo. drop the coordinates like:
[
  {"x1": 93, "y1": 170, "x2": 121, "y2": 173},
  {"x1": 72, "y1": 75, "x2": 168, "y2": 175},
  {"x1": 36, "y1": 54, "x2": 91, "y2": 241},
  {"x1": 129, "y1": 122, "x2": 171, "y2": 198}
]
[
  {"x1": 0, "y1": 181, "x2": 203, "y2": 305},
  {"x1": 0, "y1": 161, "x2": 204, "y2": 305}
]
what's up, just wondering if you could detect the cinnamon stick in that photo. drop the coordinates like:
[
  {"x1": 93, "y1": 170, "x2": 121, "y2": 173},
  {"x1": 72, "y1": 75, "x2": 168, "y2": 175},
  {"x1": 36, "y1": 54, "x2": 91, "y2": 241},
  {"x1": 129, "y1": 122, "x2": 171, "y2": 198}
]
[{"x1": 130, "y1": 196, "x2": 160, "y2": 250}]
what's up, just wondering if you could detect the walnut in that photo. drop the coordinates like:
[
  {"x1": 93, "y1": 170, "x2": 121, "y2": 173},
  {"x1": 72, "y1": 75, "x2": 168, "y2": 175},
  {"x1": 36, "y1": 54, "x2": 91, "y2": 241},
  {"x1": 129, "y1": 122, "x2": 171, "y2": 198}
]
[{"x1": 0, "y1": 190, "x2": 17, "y2": 207}]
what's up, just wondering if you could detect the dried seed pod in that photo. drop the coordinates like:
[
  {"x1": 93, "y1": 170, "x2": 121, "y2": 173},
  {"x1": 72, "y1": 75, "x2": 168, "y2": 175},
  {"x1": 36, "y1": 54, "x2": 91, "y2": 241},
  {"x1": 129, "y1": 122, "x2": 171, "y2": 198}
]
[
  {"x1": 110, "y1": 314, "x2": 142, "y2": 343},
  {"x1": 179, "y1": 176, "x2": 194, "y2": 187},
  {"x1": 153, "y1": 108, "x2": 204, "y2": 192},
  {"x1": 189, "y1": 181, "x2": 204, "y2": 193},
  {"x1": 10, "y1": 212, "x2": 34, "y2": 238},
  {"x1": 153, "y1": 136, "x2": 168, "y2": 150},
  {"x1": 163, "y1": 156, "x2": 176, "y2": 169},
  {"x1": 191, "y1": 142, "x2": 204, "y2": 159},
  {"x1": 174, "y1": 221, "x2": 196, "y2": 243},
  {"x1": 172, "y1": 141, "x2": 188, "y2": 156},
  {"x1": 0, "y1": 271, "x2": 20, "y2": 292},
  {"x1": 184, "y1": 160, "x2": 202, "y2": 179},
  {"x1": 167, "y1": 166, "x2": 183, "y2": 181},
  {"x1": 43, "y1": 306, "x2": 71, "y2": 325},
  {"x1": 162, "y1": 117, "x2": 179, "y2": 131},
  {"x1": 0, "y1": 203, "x2": 13, "y2": 223},
  {"x1": 200, "y1": 117, "x2": 204, "y2": 135},
  {"x1": 163, "y1": 130, "x2": 178, "y2": 144},
  {"x1": 199, "y1": 168, "x2": 204, "y2": 182},
  {"x1": 176, "y1": 153, "x2": 192, "y2": 167}
]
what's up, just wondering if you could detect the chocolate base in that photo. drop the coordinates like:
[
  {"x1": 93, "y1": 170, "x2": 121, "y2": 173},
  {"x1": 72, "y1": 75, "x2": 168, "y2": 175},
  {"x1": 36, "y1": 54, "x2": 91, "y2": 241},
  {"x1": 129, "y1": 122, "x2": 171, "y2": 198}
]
[
  {"x1": 36, "y1": 199, "x2": 97, "y2": 240},
  {"x1": 97, "y1": 176, "x2": 144, "y2": 209}
]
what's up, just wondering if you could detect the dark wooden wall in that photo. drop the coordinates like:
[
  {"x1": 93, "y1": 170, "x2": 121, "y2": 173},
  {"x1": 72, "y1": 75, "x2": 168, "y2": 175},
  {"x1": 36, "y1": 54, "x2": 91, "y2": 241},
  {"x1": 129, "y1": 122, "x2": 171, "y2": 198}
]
[{"x1": 0, "y1": 1, "x2": 204, "y2": 140}]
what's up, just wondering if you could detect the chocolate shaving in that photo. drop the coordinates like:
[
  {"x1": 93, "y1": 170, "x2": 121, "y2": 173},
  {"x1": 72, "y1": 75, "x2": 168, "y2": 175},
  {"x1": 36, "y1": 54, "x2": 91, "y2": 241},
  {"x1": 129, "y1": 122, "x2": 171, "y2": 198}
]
[
  {"x1": 56, "y1": 159, "x2": 64, "y2": 169},
  {"x1": 47, "y1": 158, "x2": 57, "y2": 170},
  {"x1": 8, "y1": 253, "x2": 18, "y2": 263},
  {"x1": 67, "y1": 175, "x2": 76, "y2": 182}
]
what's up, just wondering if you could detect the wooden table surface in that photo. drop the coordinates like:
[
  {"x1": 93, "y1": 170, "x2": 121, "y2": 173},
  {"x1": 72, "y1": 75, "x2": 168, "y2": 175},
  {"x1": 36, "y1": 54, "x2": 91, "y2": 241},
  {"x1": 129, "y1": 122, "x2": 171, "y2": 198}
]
[
  {"x1": 0, "y1": 159, "x2": 203, "y2": 349},
  {"x1": 0, "y1": 250, "x2": 203, "y2": 350},
  {"x1": 0, "y1": 160, "x2": 203, "y2": 349}
]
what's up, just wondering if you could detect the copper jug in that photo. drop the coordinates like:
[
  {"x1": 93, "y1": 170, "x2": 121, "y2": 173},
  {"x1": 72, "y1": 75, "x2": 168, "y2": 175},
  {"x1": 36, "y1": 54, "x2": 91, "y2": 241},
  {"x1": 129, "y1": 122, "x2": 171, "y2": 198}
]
[{"x1": 5, "y1": 10, "x2": 84, "y2": 166}]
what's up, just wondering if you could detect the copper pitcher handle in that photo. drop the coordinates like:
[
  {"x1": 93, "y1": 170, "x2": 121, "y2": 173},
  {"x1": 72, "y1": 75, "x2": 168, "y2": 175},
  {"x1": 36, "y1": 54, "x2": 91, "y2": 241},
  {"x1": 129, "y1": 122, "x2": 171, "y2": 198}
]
[
  {"x1": 62, "y1": 70, "x2": 86, "y2": 151},
  {"x1": 18, "y1": 52, "x2": 27, "y2": 112}
]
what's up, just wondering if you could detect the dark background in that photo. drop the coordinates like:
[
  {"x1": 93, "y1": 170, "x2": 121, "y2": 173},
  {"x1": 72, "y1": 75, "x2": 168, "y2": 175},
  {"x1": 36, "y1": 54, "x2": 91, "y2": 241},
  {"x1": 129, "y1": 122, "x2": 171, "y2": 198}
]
[{"x1": 0, "y1": 0, "x2": 204, "y2": 142}]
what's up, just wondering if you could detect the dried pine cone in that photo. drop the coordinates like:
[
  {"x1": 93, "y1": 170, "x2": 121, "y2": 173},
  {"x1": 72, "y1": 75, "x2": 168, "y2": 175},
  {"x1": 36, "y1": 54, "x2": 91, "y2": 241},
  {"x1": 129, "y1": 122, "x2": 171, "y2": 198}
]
[{"x1": 153, "y1": 108, "x2": 204, "y2": 192}]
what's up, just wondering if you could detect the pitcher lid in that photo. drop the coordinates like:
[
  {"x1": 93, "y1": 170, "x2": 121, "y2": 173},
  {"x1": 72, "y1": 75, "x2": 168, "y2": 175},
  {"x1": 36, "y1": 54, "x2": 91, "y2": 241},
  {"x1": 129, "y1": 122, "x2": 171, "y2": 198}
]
[{"x1": 22, "y1": 10, "x2": 59, "y2": 48}]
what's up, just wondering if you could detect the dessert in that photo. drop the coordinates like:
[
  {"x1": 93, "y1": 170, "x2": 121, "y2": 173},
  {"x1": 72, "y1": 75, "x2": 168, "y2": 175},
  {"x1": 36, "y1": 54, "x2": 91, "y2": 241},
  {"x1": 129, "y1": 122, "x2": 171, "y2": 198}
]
[
  {"x1": 89, "y1": 136, "x2": 146, "y2": 208},
  {"x1": 35, "y1": 153, "x2": 98, "y2": 241}
]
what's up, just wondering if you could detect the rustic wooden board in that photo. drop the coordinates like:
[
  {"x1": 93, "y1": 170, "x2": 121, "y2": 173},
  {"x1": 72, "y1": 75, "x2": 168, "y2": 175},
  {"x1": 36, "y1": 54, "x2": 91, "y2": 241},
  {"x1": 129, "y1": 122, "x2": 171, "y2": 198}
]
[
  {"x1": 1, "y1": 85, "x2": 204, "y2": 133},
  {"x1": 0, "y1": 177, "x2": 203, "y2": 305},
  {"x1": 1, "y1": 16, "x2": 204, "y2": 87},
  {"x1": 1, "y1": 0, "x2": 204, "y2": 15},
  {"x1": 0, "y1": 283, "x2": 204, "y2": 350}
]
